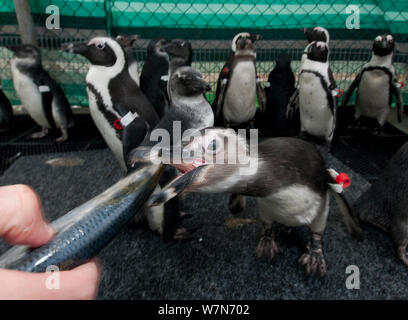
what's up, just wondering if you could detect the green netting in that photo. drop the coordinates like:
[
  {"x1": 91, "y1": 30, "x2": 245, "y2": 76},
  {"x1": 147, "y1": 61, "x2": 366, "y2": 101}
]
[{"x1": 0, "y1": 0, "x2": 407, "y2": 107}]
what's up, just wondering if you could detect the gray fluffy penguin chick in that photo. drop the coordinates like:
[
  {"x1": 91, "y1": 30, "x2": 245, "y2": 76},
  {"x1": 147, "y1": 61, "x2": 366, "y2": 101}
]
[{"x1": 354, "y1": 141, "x2": 408, "y2": 266}]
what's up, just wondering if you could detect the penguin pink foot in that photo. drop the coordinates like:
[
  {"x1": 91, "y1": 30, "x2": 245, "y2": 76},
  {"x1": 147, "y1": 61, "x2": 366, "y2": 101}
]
[
  {"x1": 298, "y1": 233, "x2": 327, "y2": 278},
  {"x1": 30, "y1": 128, "x2": 49, "y2": 139}
]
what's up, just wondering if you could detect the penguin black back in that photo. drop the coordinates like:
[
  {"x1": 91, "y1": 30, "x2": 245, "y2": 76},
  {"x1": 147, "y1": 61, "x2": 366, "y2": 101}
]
[
  {"x1": 257, "y1": 53, "x2": 297, "y2": 136},
  {"x1": 0, "y1": 87, "x2": 13, "y2": 131},
  {"x1": 140, "y1": 38, "x2": 170, "y2": 118}
]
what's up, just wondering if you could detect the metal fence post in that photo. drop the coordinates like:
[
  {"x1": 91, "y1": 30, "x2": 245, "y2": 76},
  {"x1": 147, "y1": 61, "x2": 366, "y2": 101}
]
[{"x1": 13, "y1": 0, "x2": 38, "y2": 46}]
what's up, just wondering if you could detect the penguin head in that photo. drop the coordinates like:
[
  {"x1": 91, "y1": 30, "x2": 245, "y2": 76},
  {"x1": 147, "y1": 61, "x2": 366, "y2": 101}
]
[
  {"x1": 115, "y1": 34, "x2": 140, "y2": 51},
  {"x1": 373, "y1": 34, "x2": 395, "y2": 56},
  {"x1": 8, "y1": 44, "x2": 41, "y2": 64},
  {"x1": 301, "y1": 27, "x2": 330, "y2": 44},
  {"x1": 162, "y1": 127, "x2": 249, "y2": 173},
  {"x1": 275, "y1": 53, "x2": 292, "y2": 69},
  {"x1": 147, "y1": 38, "x2": 170, "y2": 58},
  {"x1": 62, "y1": 37, "x2": 124, "y2": 67},
  {"x1": 232, "y1": 33, "x2": 262, "y2": 52},
  {"x1": 170, "y1": 66, "x2": 211, "y2": 97},
  {"x1": 164, "y1": 39, "x2": 193, "y2": 65},
  {"x1": 306, "y1": 41, "x2": 329, "y2": 63}
]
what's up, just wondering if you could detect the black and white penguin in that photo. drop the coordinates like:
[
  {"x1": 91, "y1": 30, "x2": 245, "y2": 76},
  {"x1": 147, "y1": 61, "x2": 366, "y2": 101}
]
[
  {"x1": 115, "y1": 34, "x2": 140, "y2": 87},
  {"x1": 128, "y1": 66, "x2": 214, "y2": 241},
  {"x1": 0, "y1": 82, "x2": 13, "y2": 132},
  {"x1": 62, "y1": 37, "x2": 159, "y2": 169},
  {"x1": 354, "y1": 141, "x2": 408, "y2": 266},
  {"x1": 256, "y1": 53, "x2": 297, "y2": 136},
  {"x1": 342, "y1": 34, "x2": 403, "y2": 132},
  {"x1": 9, "y1": 45, "x2": 74, "y2": 141},
  {"x1": 140, "y1": 38, "x2": 170, "y2": 118},
  {"x1": 164, "y1": 38, "x2": 193, "y2": 101},
  {"x1": 145, "y1": 127, "x2": 362, "y2": 277},
  {"x1": 290, "y1": 41, "x2": 337, "y2": 148},
  {"x1": 288, "y1": 26, "x2": 338, "y2": 123},
  {"x1": 212, "y1": 32, "x2": 266, "y2": 129}
]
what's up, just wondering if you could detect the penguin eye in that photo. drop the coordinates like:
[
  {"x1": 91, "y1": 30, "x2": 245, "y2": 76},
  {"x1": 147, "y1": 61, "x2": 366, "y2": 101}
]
[{"x1": 96, "y1": 43, "x2": 105, "y2": 50}]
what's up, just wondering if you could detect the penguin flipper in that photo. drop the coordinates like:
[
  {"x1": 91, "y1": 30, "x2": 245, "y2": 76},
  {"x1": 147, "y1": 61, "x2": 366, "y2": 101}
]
[
  {"x1": 392, "y1": 83, "x2": 404, "y2": 123},
  {"x1": 34, "y1": 74, "x2": 56, "y2": 130},
  {"x1": 286, "y1": 89, "x2": 299, "y2": 120},
  {"x1": 256, "y1": 80, "x2": 266, "y2": 113},
  {"x1": 342, "y1": 72, "x2": 362, "y2": 108}
]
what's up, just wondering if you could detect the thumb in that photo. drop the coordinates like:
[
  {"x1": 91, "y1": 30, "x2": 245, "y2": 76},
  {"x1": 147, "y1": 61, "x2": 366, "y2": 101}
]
[{"x1": 0, "y1": 185, "x2": 54, "y2": 247}]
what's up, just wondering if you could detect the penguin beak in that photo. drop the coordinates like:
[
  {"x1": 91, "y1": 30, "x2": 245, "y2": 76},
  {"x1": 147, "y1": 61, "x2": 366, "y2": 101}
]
[
  {"x1": 127, "y1": 146, "x2": 163, "y2": 168},
  {"x1": 61, "y1": 42, "x2": 88, "y2": 55}
]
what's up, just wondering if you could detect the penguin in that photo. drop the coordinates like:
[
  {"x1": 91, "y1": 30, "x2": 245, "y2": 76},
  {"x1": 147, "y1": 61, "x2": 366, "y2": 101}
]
[
  {"x1": 164, "y1": 38, "x2": 193, "y2": 101},
  {"x1": 143, "y1": 127, "x2": 362, "y2": 277},
  {"x1": 212, "y1": 32, "x2": 266, "y2": 130},
  {"x1": 139, "y1": 38, "x2": 170, "y2": 119},
  {"x1": 128, "y1": 66, "x2": 214, "y2": 241},
  {"x1": 115, "y1": 34, "x2": 140, "y2": 87},
  {"x1": 342, "y1": 34, "x2": 403, "y2": 133},
  {"x1": 287, "y1": 27, "x2": 338, "y2": 124},
  {"x1": 9, "y1": 45, "x2": 74, "y2": 142},
  {"x1": 62, "y1": 37, "x2": 159, "y2": 169},
  {"x1": 0, "y1": 81, "x2": 13, "y2": 132},
  {"x1": 289, "y1": 41, "x2": 336, "y2": 149},
  {"x1": 256, "y1": 53, "x2": 297, "y2": 137},
  {"x1": 354, "y1": 141, "x2": 408, "y2": 266}
]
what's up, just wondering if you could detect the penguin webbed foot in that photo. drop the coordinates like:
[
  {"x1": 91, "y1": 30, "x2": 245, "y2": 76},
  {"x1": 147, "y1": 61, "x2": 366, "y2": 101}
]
[
  {"x1": 256, "y1": 224, "x2": 279, "y2": 261},
  {"x1": 55, "y1": 128, "x2": 69, "y2": 143},
  {"x1": 298, "y1": 233, "x2": 326, "y2": 278},
  {"x1": 29, "y1": 128, "x2": 49, "y2": 139}
]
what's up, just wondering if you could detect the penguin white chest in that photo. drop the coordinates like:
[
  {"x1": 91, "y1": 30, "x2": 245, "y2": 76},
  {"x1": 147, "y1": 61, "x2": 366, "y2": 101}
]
[
  {"x1": 87, "y1": 89, "x2": 125, "y2": 169},
  {"x1": 356, "y1": 70, "x2": 391, "y2": 122},
  {"x1": 11, "y1": 61, "x2": 50, "y2": 129},
  {"x1": 299, "y1": 72, "x2": 334, "y2": 139},
  {"x1": 223, "y1": 61, "x2": 257, "y2": 124},
  {"x1": 257, "y1": 184, "x2": 325, "y2": 227}
]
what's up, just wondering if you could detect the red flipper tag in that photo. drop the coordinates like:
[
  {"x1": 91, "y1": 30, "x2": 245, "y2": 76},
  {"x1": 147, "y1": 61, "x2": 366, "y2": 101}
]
[
  {"x1": 400, "y1": 81, "x2": 405, "y2": 88},
  {"x1": 222, "y1": 67, "x2": 229, "y2": 75},
  {"x1": 335, "y1": 173, "x2": 351, "y2": 189},
  {"x1": 336, "y1": 89, "x2": 344, "y2": 98},
  {"x1": 113, "y1": 119, "x2": 123, "y2": 131}
]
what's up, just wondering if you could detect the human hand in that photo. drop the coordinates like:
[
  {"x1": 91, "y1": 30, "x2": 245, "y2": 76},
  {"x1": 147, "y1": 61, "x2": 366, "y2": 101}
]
[{"x1": 0, "y1": 185, "x2": 100, "y2": 300}]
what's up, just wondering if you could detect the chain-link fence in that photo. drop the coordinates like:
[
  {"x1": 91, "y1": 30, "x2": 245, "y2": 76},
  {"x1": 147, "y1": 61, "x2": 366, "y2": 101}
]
[{"x1": 0, "y1": 0, "x2": 407, "y2": 107}]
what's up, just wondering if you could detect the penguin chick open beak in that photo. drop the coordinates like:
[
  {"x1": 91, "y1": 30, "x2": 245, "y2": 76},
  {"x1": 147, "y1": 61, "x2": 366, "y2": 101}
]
[{"x1": 61, "y1": 41, "x2": 88, "y2": 54}]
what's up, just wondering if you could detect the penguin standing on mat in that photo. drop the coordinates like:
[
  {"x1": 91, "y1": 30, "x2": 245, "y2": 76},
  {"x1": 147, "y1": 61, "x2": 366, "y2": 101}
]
[
  {"x1": 62, "y1": 37, "x2": 159, "y2": 169},
  {"x1": 115, "y1": 34, "x2": 141, "y2": 87},
  {"x1": 143, "y1": 128, "x2": 362, "y2": 277},
  {"x1": 256, "y1": 53, "x2": 297, "y2": 137},
  {"x1": 128, "y1": 66, "x2": 214, "y2": 241},
  {"x1": 140, "y1": 38, "x2": 170, "y2": 119},
  {"x1": 9, "y1": 45, "x2": 74, "y2": 142},
  {"x1": 0, "y1": 79, "x2": 13, "y2": 132},
  {"x1": 287, "y1": 41, "x2": 337, "y2": 150},
  {"x1": 342, "y1": 34, "x2": 403, "y2": 133},
  {"x1": 212, "y1": 32, "x2": 266, "y2": 130}
]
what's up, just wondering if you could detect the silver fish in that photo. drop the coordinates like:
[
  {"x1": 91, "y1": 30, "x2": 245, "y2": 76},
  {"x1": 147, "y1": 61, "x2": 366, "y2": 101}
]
[{"x1": 0, "y1": 163, "x2": 163, "y2": 272}]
